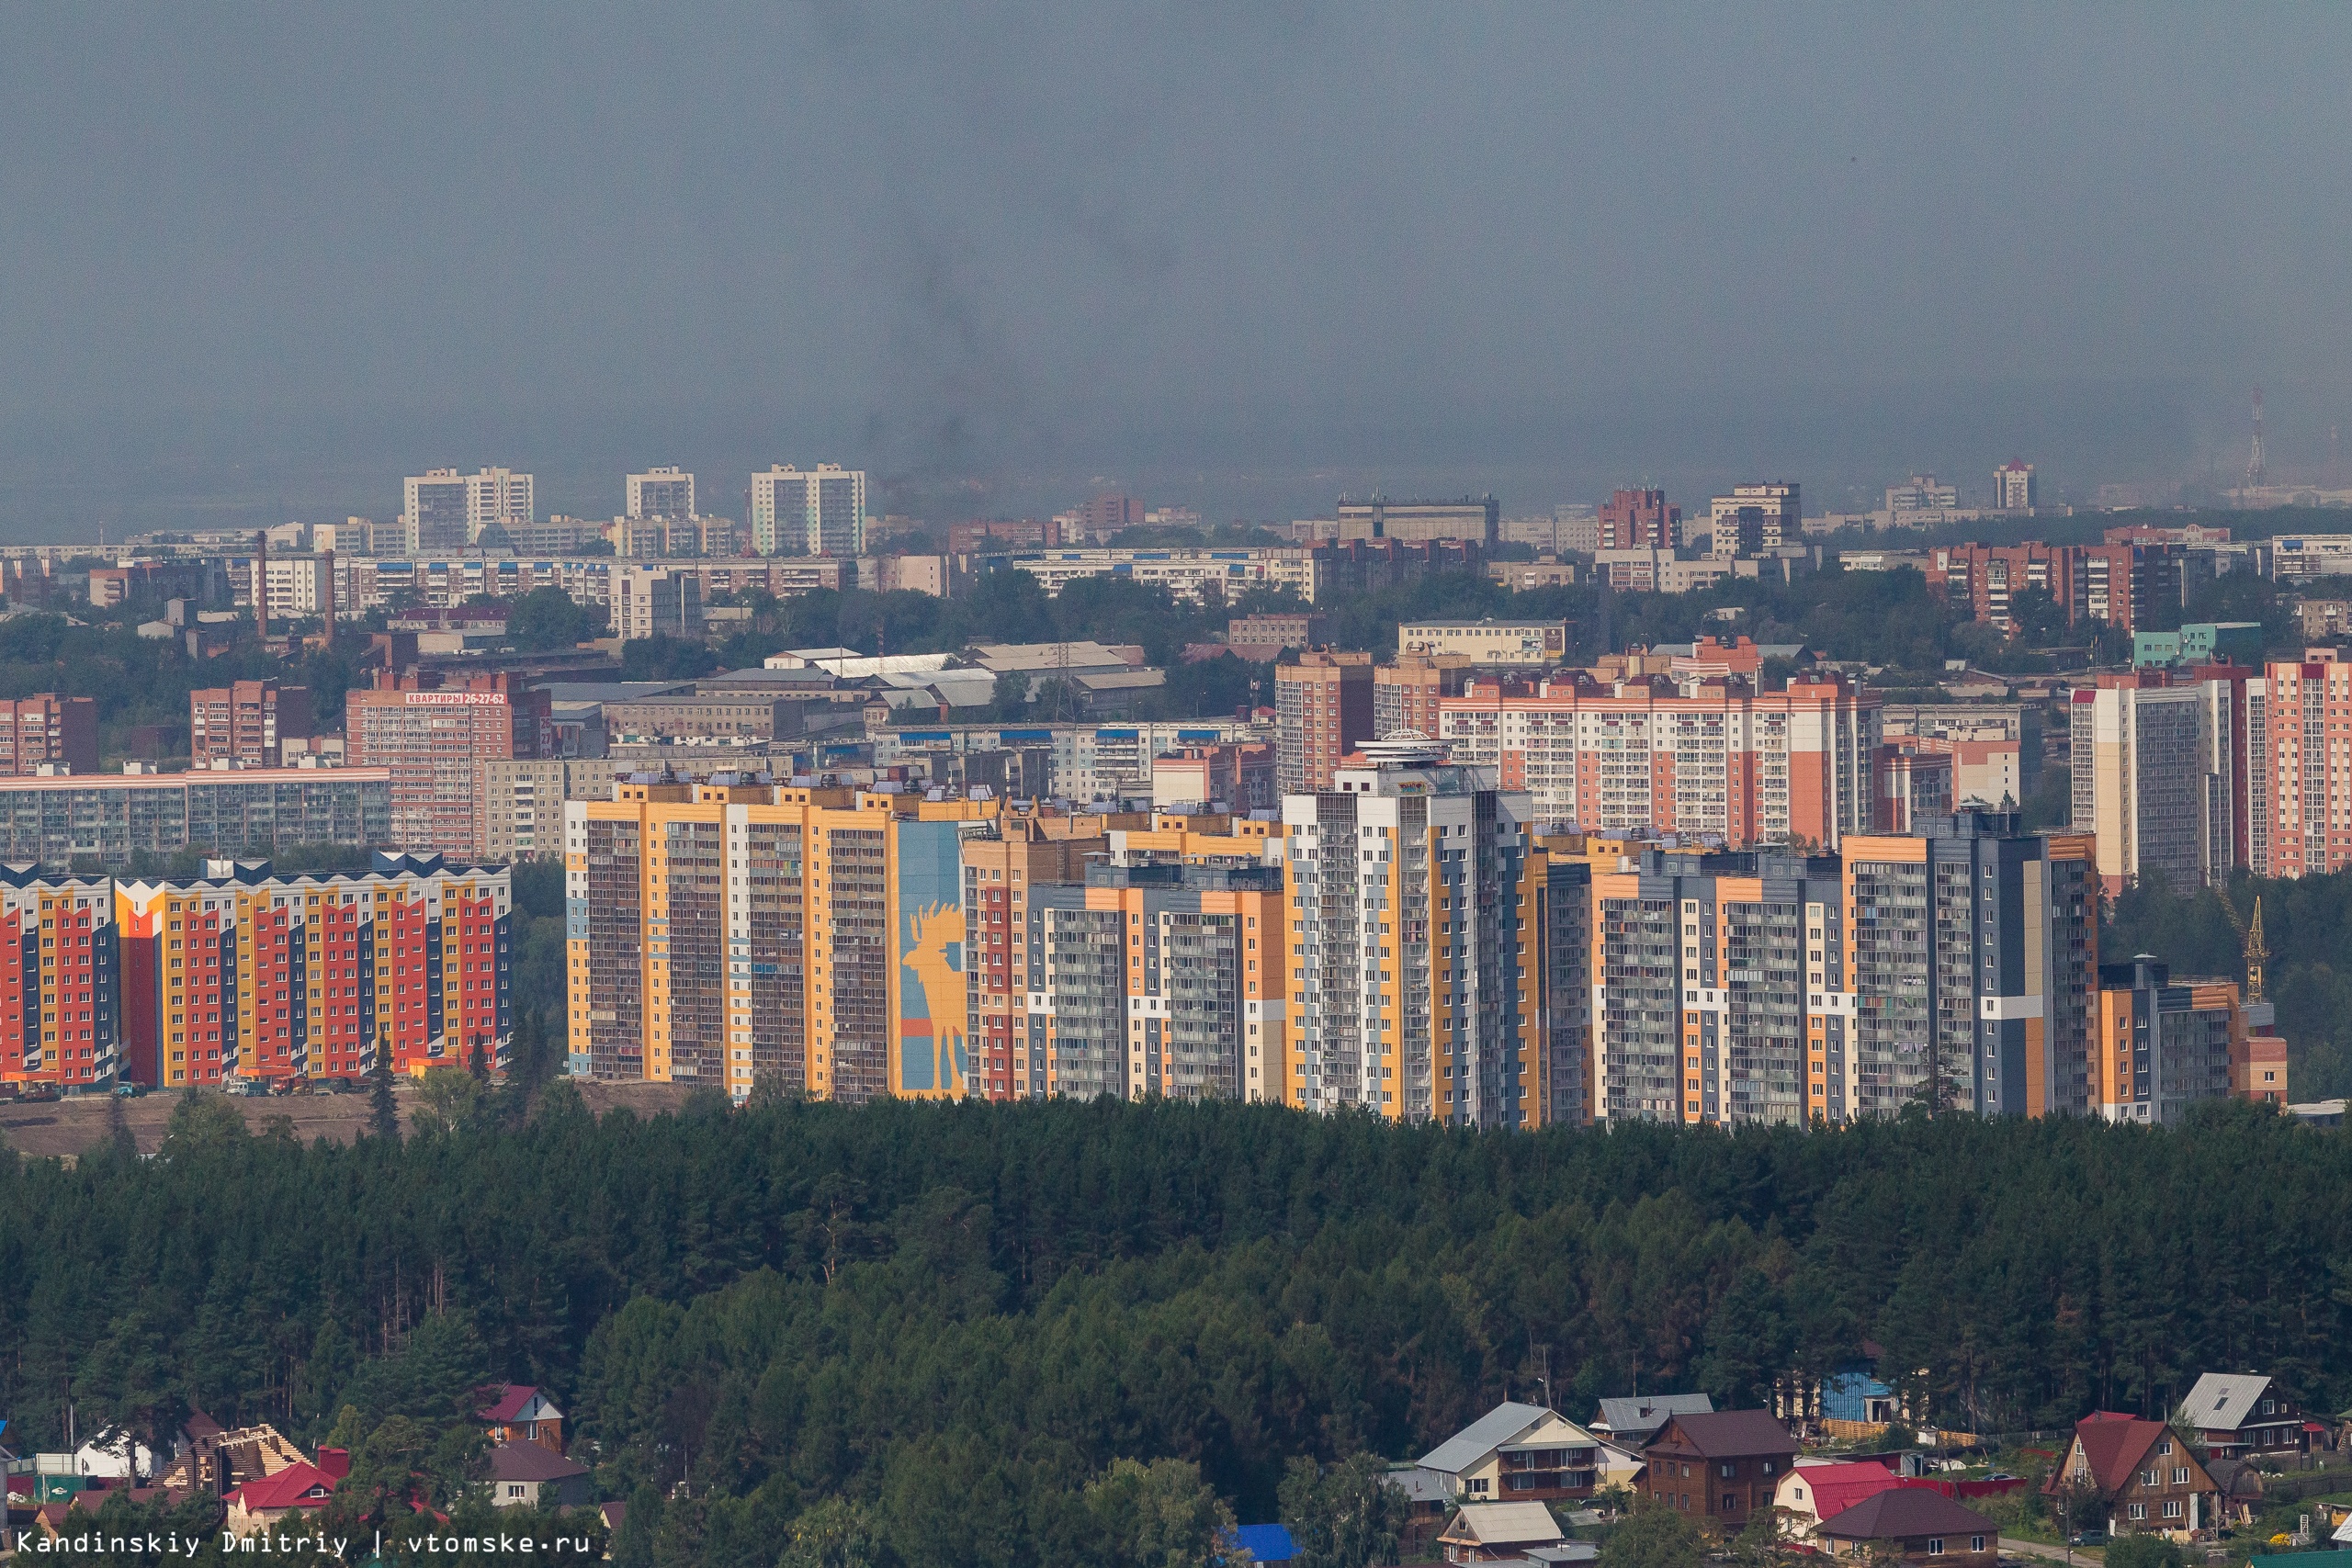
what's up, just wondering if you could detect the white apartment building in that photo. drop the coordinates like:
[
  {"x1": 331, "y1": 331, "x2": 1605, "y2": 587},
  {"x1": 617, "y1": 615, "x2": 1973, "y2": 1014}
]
[
  {"x1": 402, "y1": 468, "x2": 536, "y2": 553},
  {"x1": 1002, "y1": 547, "x2": 1320, "y2": 604},
  {"x1": 1708, "y1": 483, "x2": 1801, "y2": 560},
  {"x1": 751, "y1": 465, "x2": 865, "y2": 556},
  {"x1": 627, "y1": 468, "x2": 695, "y2": 520},
  {"x1": 2068, "y1": 680, "x2": 2236, "y2": 894},
  {"x1": 1282, "y1": 740, "x2": 1543, "y2": 1129}
]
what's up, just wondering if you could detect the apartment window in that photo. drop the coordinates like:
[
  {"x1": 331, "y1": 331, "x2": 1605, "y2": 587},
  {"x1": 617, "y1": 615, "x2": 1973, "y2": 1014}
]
[
  {"x1": 1721, "y1": 1463, "x2": 1736, "y2": 1478},
  {"x1": 1722, "y1": 1495, "x2": 1736, "y2": 1512},
  {"x1": 2172, "y1": 1468, "x2": 2188, "y2": 1485},
  {"x1": 2164, "y1": 1500, "x2": 2182, "y2": 1519},
  {"x1": 1972, "y1": 1539, "x2": 1986, "y2": 1554},
  {"x1": 2128, "y1": 1504, "x2": 2146, "y2": 1520},
  {"x1": 1928, "y1": 1540, "x2": 1945, "y2": 1557}
]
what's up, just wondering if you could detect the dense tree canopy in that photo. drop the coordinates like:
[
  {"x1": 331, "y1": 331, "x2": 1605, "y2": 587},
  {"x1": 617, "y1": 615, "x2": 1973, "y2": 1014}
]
[{"x1": 0, "y1": 1093, "x2": 2345, "y2": 1565}]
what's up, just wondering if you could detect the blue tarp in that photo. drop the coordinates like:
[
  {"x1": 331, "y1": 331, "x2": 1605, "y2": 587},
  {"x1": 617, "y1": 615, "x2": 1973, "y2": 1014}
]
[{"x1": 1233, "y1": 1524, "x2": 1296, "y2": 1562}]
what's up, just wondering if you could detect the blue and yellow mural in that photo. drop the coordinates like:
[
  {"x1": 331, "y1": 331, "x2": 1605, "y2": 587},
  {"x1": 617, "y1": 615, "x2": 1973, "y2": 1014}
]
[{"x1": 894, "y1": 819, "x2": 969, "y2": 1096}]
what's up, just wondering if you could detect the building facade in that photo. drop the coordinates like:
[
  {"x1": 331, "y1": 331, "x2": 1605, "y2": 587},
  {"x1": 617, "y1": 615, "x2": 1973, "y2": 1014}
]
[
  {"x1": 115, "y1": 853, "x2": 512, "y2": 1089},
  {"x1": 0, "y1": 769, "x2": 391, "y2": 871},
  {"x1": 1599, "y1": 489, "x2": 1679, "y2": 551},
  {"x1": 2069, "y1": 674, "x2": 2237, "y2": 892},
  {"x1": 1437, "y1": 674, "x2": 1881, "y2": 848},
  {"x1": 751, "y1": 465, "x2": 865, "y2": 556},
  {"x1": 191, "y1": 681, "x2": 315, "y2": 769},
  {"x1": 565, "y1": 780, "x2": 993, "y2": 1102},
  {"x1": 1375, "y1": 654, "x2": 1474, "y2": 739},
  {"x1": 345, "y1": 675, "x2": 554, "y2": 860},
  {"x1": 1708, "y1": 484, "x2": 1801, "y2": 559},
  {"x1": 1275, "y1": 650, "x2": 1375, "y2": 795},
  {"x1": 1397, "y1": 620, "x2": 1570, "y2": 668},
  {"x1": 1282, "y1": 743, "x2": 1546, "y2": 1128},
  {"x1": 1587, "y1": 813, "x2": 2098, "y2": 1126},
  {"x1": 0, "y1": 695, "x2": 98, "y2": 777},
  {"x1": 403, "y1": 468, "x2": 534, "y2": 553},
  {"x1": 2091, "y1": 956, "x2": 2243, "y2": 1124},
  {"x1": 626, "y1": 467, "x2": 695, "y2": 520}
]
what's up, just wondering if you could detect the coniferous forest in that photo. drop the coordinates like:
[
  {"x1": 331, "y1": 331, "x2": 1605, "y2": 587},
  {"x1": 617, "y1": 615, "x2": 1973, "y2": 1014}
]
[{"x1": 3, "y1": 1093, "x2": 2348, "y2": 1565}]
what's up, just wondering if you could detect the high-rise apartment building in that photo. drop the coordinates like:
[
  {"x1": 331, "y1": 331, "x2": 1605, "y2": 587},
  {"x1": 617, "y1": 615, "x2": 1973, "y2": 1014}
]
[
  {"x1": 0, "y1": 855, "x2": 510, "y2": 1094},
  {"x1": 1707, "y1": 483, "x2": 1801, "y2": 560},
  {"x1": 2068, "y1": 673, "x2": 2237, "y2": 892},
  {"x1": 114, "y1": 853, "x2": 511, "y2": 1089},
  {"x1": 626, "y1": 467, "x2": 695, "y2": 520},
  {"x1": 2091, "y1": 956, "x2": 2243, "y2": 1125},
  {"x1": 1597, "y1": 489, "x2": 1679, "y2": 551},
  {"x1": 1282, "y1": 740, "x2": 1547, "y2": 1128},
  {"x1": 403, "y1": 468, "x2": 535, "y2": 553},
  {"x1": 345, "y1": 673, "x2": 554, "y2": 859},
  {"x1": 1927, "y1": 538, "x2": 2185, "y2": 636},
  {"x1": 566, "y1": 779, "x2": 993, "y2": 1103},
  {"x1": 0, "y1": 873, "x2": 119, "y2": 1092},
  {"x1": 751, "y1": 465, "x2": 866, "y2": 556},
  {"x1": 959, "y1": 810, "x2": 1128, "y2": 1100},
  {"x1": 1080, "y1": 493, "x2": 1146, "y2": 541},
  {"x1": 1437, "y1": 674, "x2": 1881, "y2": 847},
  {"x1": 480, "y1": 759, "x2": 631, "y2": 863},
  {"x1": 613, "y1": 565, "x2": 704, "y2": 642},
  {"x1": 1026, "y1": 825, "x2": 1288, "y2": 1103},
  {"x1": 1993, "y1": 460, "x2": 2037, "y2": 512},
  {"x1": 1275, "y1": 650, "x2": 1375, "y2": 795},
  {"x1": 1374, "y1": 653, "x2": 1474, "y2": 739},
  {"x1": 1586, "y1": 812, "x2": 2098, "y2": 1126},
  {"x1": 2247, "y1": 651, "x2": 2352, "y2": 877},
  {"x1": 1885, "y1": 475, "x2": 1961, "y2": 513},
  {"x1": 190, "y1": 681, "x2": 314, "y2": 768},
  {"x1": 0, "y1": 694, "x2": 98, "y2": 776}
]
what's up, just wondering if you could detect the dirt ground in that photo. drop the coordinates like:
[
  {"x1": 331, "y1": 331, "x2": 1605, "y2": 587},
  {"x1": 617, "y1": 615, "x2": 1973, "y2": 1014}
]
[{"x1": 0, "y1": 1079, "x2": 702, "y2": 1162}]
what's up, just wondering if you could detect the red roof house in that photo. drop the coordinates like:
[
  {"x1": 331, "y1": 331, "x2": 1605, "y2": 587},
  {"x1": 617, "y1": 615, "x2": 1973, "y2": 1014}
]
[
  {"x1": 222, "y1": 1459, "x2": 339, "y2": 1537},
  {"x1": 479, "y1": 1384, "x2": 566, "y2": 1453}
]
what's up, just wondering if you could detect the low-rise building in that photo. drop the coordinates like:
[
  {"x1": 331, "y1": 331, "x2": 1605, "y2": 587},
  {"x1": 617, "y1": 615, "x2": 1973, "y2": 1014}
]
[
  {"x1": 1397, "y1": 619, "x2": 1569, "y2": 668},
  {"x1": 1416, "y1": 1402, "x2": 1616, "y2": 1507},
  {"x1": 2042, "y1": 1413, "x2": 2218, "y2": 1536},
  {"x1": 1814, "y1": 1489, "x2": 1997, "y2": 1567},
  {"x1": 1589, "y1": 1393, "x2": 1714, "y2": 1450},
  {"x1": 2177, "y1": 1373, "x2": 2314, "y2": 1459},
  {"x1": 488, "y1": 1442, "x2": 591, "y2": 1510},
  {"x1": 1641, "y1": 1411, "x2": 1797, "y2": 1531},
  {"x1": 1433, "y1": 1501, "x2": 1566, "y2": 1564}
]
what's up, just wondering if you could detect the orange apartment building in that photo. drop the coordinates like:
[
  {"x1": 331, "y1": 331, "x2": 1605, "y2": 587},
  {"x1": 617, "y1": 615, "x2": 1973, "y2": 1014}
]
[
  {"x1": 1437, "y1": 672, "x2": 1881, "y2": 847},
  {"x1": 1275, "y1": 649, "x2": 1374, "y2": 794}
]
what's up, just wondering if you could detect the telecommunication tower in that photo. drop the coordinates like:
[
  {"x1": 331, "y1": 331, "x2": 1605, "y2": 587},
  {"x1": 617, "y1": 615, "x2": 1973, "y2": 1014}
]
[{"x1": 2245, "y1": 387, "x2": 2268, "y2": 489}]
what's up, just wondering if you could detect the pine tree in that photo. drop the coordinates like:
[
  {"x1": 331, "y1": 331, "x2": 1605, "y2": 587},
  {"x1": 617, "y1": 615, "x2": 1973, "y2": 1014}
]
[{"x1": 368, "y1": 1058, "x2": 400, "y2": 1140}]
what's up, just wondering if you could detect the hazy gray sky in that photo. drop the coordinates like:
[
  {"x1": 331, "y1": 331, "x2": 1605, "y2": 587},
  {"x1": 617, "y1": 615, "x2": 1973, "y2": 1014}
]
[{"x1": 4, "y1": 4, "x2": 2349, "y2": 533}]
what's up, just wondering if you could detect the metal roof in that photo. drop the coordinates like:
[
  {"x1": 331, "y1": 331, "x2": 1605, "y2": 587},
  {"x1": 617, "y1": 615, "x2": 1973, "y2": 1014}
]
[
  {"x1": 1419, "y1": 1401, "x2": 1553, "y2": 1475},
  {"x1": 1592, "y1": 1393, "x2": 1713, "y2": 1438},
  {"x1": 2179, "y1": 1372, "x2": 2274, "y2": 1433}
]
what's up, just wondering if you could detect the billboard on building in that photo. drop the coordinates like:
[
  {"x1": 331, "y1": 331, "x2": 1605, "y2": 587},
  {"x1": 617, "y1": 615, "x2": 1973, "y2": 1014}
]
[{"x1": 894, "y1": 818, "x2": 968, "y2": 1096}]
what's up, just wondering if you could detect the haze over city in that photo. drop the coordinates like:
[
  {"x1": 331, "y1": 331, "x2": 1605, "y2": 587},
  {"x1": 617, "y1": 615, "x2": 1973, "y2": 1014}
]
[{"x1": 5, "y1": 5, "x2": 2352, "y2": 535}]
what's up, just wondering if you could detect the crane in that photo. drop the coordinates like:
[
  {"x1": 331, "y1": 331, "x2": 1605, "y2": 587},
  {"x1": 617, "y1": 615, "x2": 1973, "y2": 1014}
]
[{"x1": 2212, "y1": 883, "x2": 2271, "y2": 1005}]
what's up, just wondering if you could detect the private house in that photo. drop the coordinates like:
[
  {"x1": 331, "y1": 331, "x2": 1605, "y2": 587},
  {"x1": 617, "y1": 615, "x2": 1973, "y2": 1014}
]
[
  {"x1": 479, "y1": 1384, "x2": 566, "y2": 1453},
  {"x1": 221, "y1": 1454, "x2": 345, "y2": 1537},
  {"x1": 2177, "y1": 1373, "x2": 2315, "y2": 1459},
  {"x1": 1815, "y1": 1489, "x2": 1998, "y2": 1567},
  {"x1": 1778, "y1": 1342, "x2": 1924, "y2": 1440},
  {"x1": 1774, "y1": 1461, "x2": 1937, "y2": 1538},
  {"x1": 2042, "y1": 1414, "x2": 2219, "y2": 1536},
  {"x1": 1590, "y1": 1393, "x2": 1713, "y2": 1450},
  {"x1": 1643, "y1": 1411, "x2": 1799, "y2": 1531},
  {"x1": 487, "y1": 1442, "x2": 592, "y2": 1510},
  {"x1": 1418, "y1": 1402, "x2": 1621, "y2": 1506},
  {"x1": 1382, "y1": 1466, "x2": 1455, "y2": 1559},
  {"x1": 1436, "y1": 1501, "x2": 1568, "y2": 1564}
]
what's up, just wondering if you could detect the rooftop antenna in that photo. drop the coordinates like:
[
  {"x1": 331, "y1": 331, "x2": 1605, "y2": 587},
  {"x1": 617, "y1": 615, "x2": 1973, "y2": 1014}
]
[{"x1": 2245, "y1": 387, "x2": 2268, "y2": 491}]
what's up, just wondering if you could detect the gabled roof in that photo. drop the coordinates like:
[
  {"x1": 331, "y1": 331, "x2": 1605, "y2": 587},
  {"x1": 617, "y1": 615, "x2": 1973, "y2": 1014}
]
[
  {"x1": 1593, "y1": 1393, "x2": 1713, "y2": 1439},
  {"x1": 487, "y1": 1442, "x2": 588, "y2": 1483},
  {"x1": 1780, "y1": 1461, "x2": 1917, "y2": 1521},
  {"x1": 226, "y1": 1461, "x2": 337, "y2": 1513},
  {"x1": 1419, "y1": 1402, "x2": 1555, "y2": 1476},
  {"x1": 1647, "y1": 1410, "x2": 1797, "y2": 1461},
  {"x1": 1439, "y1": 1502, "x2": 1564, "y2": 1547},
  {"x1": 477, "y1": 1384, "x2": 560, "y2": 1425},
  {"x1": 2044, "y1": 1416, "x2": 2170, "y2": 1496},
  {"x1": 1816, "y1": 1489, "x2": 1995, "y2": 1541},
  {"x1": 2179, "y1": 1373, "x2": 2273, "y2": 1433}
]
